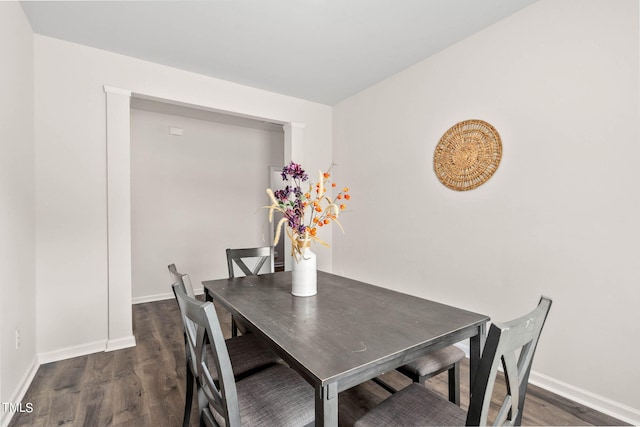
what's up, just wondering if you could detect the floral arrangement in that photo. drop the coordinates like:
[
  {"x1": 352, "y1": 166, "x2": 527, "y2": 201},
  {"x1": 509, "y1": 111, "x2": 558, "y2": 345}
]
[{"x1": 266, "y1": 162, "x2": 350, "y2": 260}]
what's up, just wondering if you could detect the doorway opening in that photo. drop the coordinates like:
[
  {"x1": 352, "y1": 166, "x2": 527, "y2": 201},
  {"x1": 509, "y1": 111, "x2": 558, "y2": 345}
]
[{"x1": 104, "y1": 86, "x2": 302, "y2": 350}]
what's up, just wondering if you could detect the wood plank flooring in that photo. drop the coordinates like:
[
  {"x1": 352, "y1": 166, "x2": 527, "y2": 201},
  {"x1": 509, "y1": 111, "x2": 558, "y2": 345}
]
[{"x1": 9, "y1": 298, "x2": 629, "y2": 426}]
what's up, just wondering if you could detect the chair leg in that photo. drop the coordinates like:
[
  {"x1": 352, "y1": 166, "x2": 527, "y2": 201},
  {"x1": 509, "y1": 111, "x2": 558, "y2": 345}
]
[
  {"x1": 183, "y1": 367, "x2": 194, "y2": 427},
  {"x1": 231, "y1": 317, "x2": 238, "y2": 337},
  {"x1": 448, "y1": 362, "x2": 461, "y2": 406}
]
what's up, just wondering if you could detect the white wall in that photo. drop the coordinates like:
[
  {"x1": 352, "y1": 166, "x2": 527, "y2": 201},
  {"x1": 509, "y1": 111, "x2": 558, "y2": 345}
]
[
  {"x1": 333, "y1": 0, "x2": 640, "y2": 421},
  {"x1": 33, "y1": 35, "x2": 332, "y2": 357},
  {"x1": 0, "y1": 3, "x2": 37, "y2": 424},
  {"x1": 130, "y1": 108, "x2": 284, "y2": 300}
]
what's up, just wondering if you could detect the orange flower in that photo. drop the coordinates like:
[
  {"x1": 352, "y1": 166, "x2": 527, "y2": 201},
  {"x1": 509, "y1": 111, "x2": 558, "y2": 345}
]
[
  {"x1": 332, "y1": 182, "x2": 337, "y2": 187},
  {"x1": 315, "y1": 206, "x2": 322, "y2": 212},
  {"x1": 343, "y1": 187, "x2": 349, "y2": 192},
  {"x1": 310, "y1": 227, "x2": 317, "y2": 236},
  {"x1": 337, "y1": 194, "x2": 343, "y2": 200},
  {"x1": 344, "y1": 194, "x2": 351, "y2": 200},
  {"x1": 340, "y1": 204, "x2": 346, "y2": 210},
  {"x1": 323, "y1": 172, "x2": 331, "y2": 178},
  {"x1": 323, "y1": 219, "x2": 330, "y2": 225}
]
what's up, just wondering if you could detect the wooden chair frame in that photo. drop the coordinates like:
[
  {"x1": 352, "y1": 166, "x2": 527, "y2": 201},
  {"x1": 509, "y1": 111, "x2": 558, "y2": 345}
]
[
  {"x1": 168, "y1": 268, "x2": 197, "y2": 427},
  {"x1": 173, "y1": 282, "x2": 241, "y2": 426},
  {"x1": 466, "y1": 296, "x2": 552, "y2": 426},
  {"x1": 168, "y1": 263, "x2": 195, "y2": 297},
  {"x1": 226, "y1": 246, "x2": 274, "y2": 278},
  {"x1": 225, "y1": 246, "x2": 274, "y2": 336}
]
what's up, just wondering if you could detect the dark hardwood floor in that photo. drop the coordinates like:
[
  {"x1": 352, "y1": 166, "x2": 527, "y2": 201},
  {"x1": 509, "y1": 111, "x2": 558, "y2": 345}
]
[{"x1": 9, "y1": 298, "x2": 628, "y2": 426}]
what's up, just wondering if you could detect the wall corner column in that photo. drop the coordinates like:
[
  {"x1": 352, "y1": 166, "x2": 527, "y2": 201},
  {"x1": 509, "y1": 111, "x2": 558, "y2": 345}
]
[
  {"x1": 104, "y1": 85, "x2": 136, "y2": 351},
  {"x1": 283, "y1": 122, "x2": 306, "y2": 164}
]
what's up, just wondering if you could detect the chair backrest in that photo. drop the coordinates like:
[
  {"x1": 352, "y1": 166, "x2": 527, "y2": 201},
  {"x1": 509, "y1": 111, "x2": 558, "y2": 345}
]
[
  {"x1": 226, "y1": 246, "x2": 274, "y2": 278},
  {"x1": 171, "y1": 279, "x2": 199, "y2": 378},
  {"x1": 466, "y1": 296, "x2": 552, "y2": 426},
  {"x1": 172, "y1": 282, "x2": 241, "y2": 426},
  {"x1": 168, "y1": 263, "x2": 195, "y2": 297}
]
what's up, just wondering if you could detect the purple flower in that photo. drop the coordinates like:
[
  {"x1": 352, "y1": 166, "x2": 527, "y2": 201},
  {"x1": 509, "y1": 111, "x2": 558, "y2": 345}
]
[
  {"x1": 274, "y1": 186, "x2": 291, "y2": 202},
  {"x1": 281, "y1": 162, "x2": 308, "y2": 182},
  {"x1": 283, "y1": 199, "x2": 306, "y2": 235}
]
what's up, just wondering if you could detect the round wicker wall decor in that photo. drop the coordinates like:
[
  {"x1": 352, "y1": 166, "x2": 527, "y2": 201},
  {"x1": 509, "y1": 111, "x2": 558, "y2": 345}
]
[{"x1": 434, "y1": 119, "x2": 502, "y2": 191}]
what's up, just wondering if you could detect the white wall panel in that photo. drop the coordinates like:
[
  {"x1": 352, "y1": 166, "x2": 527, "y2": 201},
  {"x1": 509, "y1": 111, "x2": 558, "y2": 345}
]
[{"x1": 0, "y1": 3, "x2": 36, "y2": 423}]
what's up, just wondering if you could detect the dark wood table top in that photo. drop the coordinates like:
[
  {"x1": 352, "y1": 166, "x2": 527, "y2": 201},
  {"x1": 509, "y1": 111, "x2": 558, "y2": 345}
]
[{"x1": 203, "y1": 270, "x2": 489, "y2": 390}]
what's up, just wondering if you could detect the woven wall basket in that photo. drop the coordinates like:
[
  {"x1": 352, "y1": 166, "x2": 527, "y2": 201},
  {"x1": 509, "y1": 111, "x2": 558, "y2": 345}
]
[{"x1": 434, "y1": 119, "x2": 502, "y2": 191}]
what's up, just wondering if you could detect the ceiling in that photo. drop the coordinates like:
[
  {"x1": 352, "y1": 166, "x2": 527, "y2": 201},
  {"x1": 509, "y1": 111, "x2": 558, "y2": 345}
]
[{"x1": 20, "y1": 0, "x2": 538, "y2": 106}]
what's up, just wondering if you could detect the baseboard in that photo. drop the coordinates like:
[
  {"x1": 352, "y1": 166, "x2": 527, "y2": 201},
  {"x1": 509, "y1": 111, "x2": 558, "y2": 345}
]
[
  {"x1": 132, "y1": 291, "x2": 173, "y2": 304},
  {"x1": 0, "y1": 355, "x2": 39, "y2": 427},
  {"x1": 529, "y1": 371, "x2": 640, "y2": 426},
  {"x1": 132, "y1": 287, "x2": 204, "y2": 304},
  {"x1": 105, "y1": 335, "x2": 136, "y2": 352},
  {"x1": 37, "y1": 339, "x2": 107, "y2": 365}
]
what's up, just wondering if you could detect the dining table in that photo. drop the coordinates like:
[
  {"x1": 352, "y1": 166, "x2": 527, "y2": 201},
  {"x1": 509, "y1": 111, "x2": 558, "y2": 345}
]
[{"x1": 203, "y1": 270, "x2": 489, "y2": 427}]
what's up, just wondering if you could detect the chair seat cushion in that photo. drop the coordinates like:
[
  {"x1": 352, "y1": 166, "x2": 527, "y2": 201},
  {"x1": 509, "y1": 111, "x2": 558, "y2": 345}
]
[
  {"x1": 226, "y1": 333, "x2": 282, "y2": 378},
  {"x1": 202, "y1": 333, "x2": 281, "y2": 381},
  {"x1": 402, "y1": 345, "x2": 465, "y2": 376},
  {"x1": 213, "y1": 364, "x2": 315, "y2": 427},
  {"x1": 354, "y1": 383, "x2": 466, "y2": 427}
]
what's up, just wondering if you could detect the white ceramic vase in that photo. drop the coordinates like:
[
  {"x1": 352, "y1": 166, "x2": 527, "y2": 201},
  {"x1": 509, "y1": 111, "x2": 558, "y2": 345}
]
[{"x1": 291, "y1": 240, "x2": 317, "y2": 297}]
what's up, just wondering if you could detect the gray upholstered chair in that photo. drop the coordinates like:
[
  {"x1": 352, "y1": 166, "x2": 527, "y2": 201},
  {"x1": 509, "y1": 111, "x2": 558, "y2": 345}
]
[
  {"x1": 169, "y1": 266, "x2": 281, "y2": 427},
  {"x1": 355, "y1": 296, "x2": 552, "y2": 427},
  {"x1": 172, "y1": 282, "x2": 315, "y2": 427},
  {"x1": 225, "y1": 246, "x2": 274, "y2": 336},
  {"x1": 396, "y1": 345, "x2": 466, "y2": 404}
]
